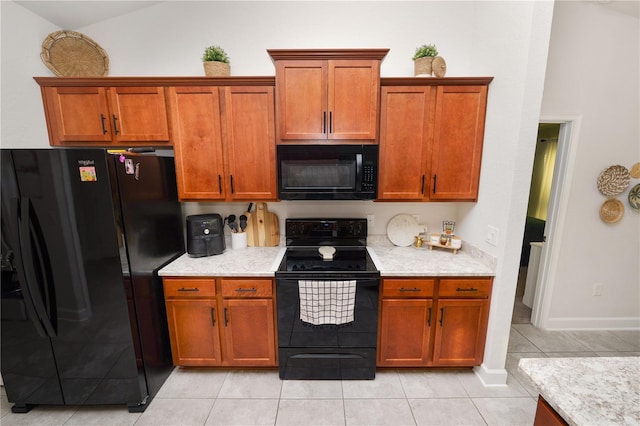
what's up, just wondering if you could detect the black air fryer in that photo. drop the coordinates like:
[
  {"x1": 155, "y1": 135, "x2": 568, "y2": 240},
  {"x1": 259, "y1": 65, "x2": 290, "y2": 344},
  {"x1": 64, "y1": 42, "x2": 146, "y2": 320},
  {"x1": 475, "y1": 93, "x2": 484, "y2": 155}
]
[{"x1": 186, "y1": 214, "x2": 225, "y2": 257}]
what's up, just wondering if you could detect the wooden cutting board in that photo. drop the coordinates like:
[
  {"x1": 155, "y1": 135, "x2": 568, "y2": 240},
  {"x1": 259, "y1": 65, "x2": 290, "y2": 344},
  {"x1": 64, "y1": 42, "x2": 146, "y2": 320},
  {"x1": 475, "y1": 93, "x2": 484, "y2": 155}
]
[{"x1": 245, "y1": 203, "x2": 280, "y2": 247}]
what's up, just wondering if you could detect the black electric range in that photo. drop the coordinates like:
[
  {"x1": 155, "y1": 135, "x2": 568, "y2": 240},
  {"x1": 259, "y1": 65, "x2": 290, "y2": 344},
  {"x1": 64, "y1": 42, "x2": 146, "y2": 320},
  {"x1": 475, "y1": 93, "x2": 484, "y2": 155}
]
[{"x1": 275, "y1": 218, "x2": 380, "y2": 380}]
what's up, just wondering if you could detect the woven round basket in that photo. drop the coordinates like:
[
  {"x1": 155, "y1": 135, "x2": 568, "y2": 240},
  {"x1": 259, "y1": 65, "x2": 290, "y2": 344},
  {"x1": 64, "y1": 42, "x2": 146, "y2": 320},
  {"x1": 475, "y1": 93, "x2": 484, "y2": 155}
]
[
  {"x1": 432, "y1": 56, "x2": 447, "y2": 77},
  {"x1": 597, "y1": 165, "x2": 630, "y2": 197},
  {"x1": 203, "y1": 61, "x2": 230, "y2": 76},
  {"x1": 41, "y1": 30, "x2": 109, "y2": 77},
  {"x1": 414, "y1": 57, "x2": 434, "y2": 77},
  {"x1": 599, "y1": 198, "x2": 624, "y2": 223}
]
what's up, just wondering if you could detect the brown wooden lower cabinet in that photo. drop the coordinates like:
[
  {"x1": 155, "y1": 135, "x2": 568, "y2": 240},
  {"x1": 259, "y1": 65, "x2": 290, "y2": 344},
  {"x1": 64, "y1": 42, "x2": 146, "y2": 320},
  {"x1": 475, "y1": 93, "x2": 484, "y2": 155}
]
[
  {"x1": 163, "y1": 277, "x2": 277, "y2": 367},
  {"x1": 534, "y1": 396, "x2": 569, "y2": 426},
  {"x1": 165, "y1": 299, "x2": 222, "y2": 366},
  {"x1": 378, "y1": 277, "x2": 492, "y2": 367}
]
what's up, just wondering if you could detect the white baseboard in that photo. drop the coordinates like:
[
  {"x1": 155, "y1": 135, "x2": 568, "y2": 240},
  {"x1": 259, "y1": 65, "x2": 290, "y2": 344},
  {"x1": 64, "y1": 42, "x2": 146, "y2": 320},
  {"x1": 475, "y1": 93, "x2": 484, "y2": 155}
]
[
  {"x1": 541, "y1": 316, "x2": 640, "y2": 330},
  {"x1": 473, "y1": 364, "x2": 508, "y2": 386}
]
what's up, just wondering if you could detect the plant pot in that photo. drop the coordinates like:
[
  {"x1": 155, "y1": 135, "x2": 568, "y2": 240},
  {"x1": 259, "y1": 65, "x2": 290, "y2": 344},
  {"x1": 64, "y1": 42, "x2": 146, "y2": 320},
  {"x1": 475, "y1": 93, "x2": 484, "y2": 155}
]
[
  {"x1": 203, "y1": 61, "x2": 230, "y2": 76},
  {"x1": 414, "y1": 56, "x2": 434, "y2": 77}
]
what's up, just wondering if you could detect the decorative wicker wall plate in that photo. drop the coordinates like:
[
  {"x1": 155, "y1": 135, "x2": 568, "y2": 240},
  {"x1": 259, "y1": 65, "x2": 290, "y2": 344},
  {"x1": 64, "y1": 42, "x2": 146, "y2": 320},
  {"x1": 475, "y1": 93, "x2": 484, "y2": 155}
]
[
  {"x1": 599, "y1": 198, "x2": 624, "y2": 223},
  {"x1": 597, "y1": 165, "x2": 630, "y2": 197},
  {"x1": 41, "y1": 30, "x2": 109, "y2": 77},
  {"x1": 629, "y1": 183, "x2": 640, "y2": 210},
  {"x1": 630, "y1": 162, "x2": 640, "y2": 179}
]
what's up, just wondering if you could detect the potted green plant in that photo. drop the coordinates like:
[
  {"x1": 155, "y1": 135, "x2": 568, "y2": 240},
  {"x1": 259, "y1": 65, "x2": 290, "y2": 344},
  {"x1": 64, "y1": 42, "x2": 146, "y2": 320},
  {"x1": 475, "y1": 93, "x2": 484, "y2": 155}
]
[
  {"x1": 202, "y1": 45, "x2": 230, "y2": 76},
  {"x1": 412, "y1": 44, "x2": 438, "y2": 77}
]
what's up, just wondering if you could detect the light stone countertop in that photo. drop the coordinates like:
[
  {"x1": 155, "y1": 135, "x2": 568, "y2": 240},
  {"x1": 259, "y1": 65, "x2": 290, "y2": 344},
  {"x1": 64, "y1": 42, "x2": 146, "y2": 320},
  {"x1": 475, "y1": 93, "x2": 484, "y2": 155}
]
[
  {"x1": 518, "y1": 357, "x2": 640, "y2": 426},
  {"x1": 158, "y1": 235, "x2": 495, "y2": 277}
]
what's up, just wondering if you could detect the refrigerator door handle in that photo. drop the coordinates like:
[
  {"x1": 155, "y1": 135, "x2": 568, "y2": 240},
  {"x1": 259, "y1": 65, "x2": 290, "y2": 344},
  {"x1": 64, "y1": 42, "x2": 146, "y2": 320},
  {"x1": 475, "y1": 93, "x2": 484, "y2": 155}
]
[
  {"x1": 9, "y1": 198, "x2": 47, "y2": 336},
  {"x1": 17, "y1": 197, "x2": 57, "y2": 337}
]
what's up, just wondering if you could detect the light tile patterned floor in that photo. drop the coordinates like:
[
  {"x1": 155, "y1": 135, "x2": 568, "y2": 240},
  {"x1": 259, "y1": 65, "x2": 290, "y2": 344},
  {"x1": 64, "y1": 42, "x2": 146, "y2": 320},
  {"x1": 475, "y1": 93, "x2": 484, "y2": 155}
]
[{"x1": 2, "y1": 320, "x2": 639, "y2": 425}]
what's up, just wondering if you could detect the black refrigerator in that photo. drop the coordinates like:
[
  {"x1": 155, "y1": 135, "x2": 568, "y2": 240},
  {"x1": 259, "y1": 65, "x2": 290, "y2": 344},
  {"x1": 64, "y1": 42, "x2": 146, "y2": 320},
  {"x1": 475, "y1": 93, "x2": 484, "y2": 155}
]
[{"x1": 0, "y1": 148, "x2": 184, "y2": 413}]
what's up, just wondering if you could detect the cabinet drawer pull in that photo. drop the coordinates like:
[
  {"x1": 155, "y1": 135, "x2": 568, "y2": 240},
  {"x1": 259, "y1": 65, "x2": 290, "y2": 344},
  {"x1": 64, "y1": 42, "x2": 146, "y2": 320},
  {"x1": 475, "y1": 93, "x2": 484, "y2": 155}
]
[
  {"x1": 235, "y1": 287, "x2": 257, "y2": 293},
  {"x1": 112, "y1": 115, "x2": 120, "y2": 135},
  {"x1": 427, "y1": 307, "x2": 432, "y2": 327},
  {"x1": 433, "y1": 174, "x2": 437, "y2": 193},
  {"x1": 223, "y1": 307, "x2": 229, "y2": 326},
  {"x1": 439, "y1": 307, "x2": 445, "y2": 327},
  {"x1": 329, "y1": 111, "x2": 333, "y2": 133},
  {"x1": 323, "y1": 112, "x2": 327, "y2": 134},
  {"x1": 421, "y1": 175, "x2": 425, "y2": 194},
  {"x1": 230, "y1": 175, "x2": 235, "y2": 194},
  {"x1": 177, "y1": 287, "x2": 200, "y2": 292},
  {"x1": 100, "y1": 114, "x2": 108, "y2": 134},
  {"x1": 456, "y1": 287, "x2": 478, "y2": 292},
  {"x1": 218, "y1": 175, "x2": 222, "y2": 194},
  {"x1": 399, "y1": 287, "x2": 421, "y2": 292},
  {"x1": 210, "y1": 308, "x2": 216, "y2": 326}
]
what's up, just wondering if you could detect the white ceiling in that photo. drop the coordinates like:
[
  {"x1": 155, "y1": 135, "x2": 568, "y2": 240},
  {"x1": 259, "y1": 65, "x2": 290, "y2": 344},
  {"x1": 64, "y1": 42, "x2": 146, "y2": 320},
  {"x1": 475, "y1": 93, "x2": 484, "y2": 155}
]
[
  {"x1": 15, "y1": 1, "x2": 164, "y2": 30},
  {"x1": 13, "y1": 0, "x2": 640, "y2": 30}
]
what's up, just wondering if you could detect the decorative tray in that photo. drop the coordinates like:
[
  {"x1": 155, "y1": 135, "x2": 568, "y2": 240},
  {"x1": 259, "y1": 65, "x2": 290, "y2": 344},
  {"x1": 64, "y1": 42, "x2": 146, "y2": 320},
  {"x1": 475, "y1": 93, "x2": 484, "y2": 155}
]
[{"x1": 41, "y1": 30, "x2": 109, "y2": 77}]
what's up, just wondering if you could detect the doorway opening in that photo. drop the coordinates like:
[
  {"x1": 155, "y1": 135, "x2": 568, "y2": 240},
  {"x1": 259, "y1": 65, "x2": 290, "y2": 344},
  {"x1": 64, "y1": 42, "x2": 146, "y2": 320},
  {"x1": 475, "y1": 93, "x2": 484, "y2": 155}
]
[{"x1": 513, "y1": 123, "x2": 560, "y2": 324}]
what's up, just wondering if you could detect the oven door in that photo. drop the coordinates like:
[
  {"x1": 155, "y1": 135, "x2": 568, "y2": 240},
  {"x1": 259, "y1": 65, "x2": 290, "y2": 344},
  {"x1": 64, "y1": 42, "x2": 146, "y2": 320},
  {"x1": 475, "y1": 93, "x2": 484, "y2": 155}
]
[{"x1": 276, "y1": 276, "x2": 379, "y2": 379}]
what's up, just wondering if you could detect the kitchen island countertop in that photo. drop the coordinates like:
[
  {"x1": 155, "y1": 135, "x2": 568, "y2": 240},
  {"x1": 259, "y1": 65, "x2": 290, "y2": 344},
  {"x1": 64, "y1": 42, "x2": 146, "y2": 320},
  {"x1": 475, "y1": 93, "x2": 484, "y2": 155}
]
[
  {"x1": 519, "y1": 356, "x2": 640, "y2": 426},
  {"x1": 158, "y1": 235, "x2": 495, "y2": 277}
]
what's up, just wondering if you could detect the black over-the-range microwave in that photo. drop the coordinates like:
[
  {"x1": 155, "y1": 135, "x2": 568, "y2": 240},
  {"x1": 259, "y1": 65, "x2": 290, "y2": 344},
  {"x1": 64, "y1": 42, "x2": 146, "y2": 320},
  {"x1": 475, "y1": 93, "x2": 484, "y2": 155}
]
[{"x1": 276, "y1": 144, "x2": 379, "y2": 200}]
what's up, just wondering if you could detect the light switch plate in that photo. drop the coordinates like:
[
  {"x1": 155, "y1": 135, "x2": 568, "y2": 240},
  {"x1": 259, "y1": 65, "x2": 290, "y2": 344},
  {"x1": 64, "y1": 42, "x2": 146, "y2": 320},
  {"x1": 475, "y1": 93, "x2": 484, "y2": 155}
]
[{"x1": 486, "y1": 225, "x2": 499, "y2": 246}]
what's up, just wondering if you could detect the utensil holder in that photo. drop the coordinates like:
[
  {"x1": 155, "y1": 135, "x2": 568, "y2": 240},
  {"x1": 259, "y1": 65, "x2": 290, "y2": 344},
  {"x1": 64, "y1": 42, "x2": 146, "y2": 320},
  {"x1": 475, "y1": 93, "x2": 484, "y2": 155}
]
[{"x1": 231, "y1": 232, "x2": 247, "y2": 249}]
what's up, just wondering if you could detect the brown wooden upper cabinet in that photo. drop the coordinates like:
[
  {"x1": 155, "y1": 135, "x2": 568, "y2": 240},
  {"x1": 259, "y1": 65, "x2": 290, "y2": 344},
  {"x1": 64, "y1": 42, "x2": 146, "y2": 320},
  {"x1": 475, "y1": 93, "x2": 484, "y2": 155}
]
[
  {"x1": 268, "y1": 49, "x2": 388, "y2": 144},
  {"x1": 167, "y1": 80, "x2": 277, "y2": 201},
  {"x1": 35, "y1": 78, "x2": 170, "y2": 146},
  {"x1": 378, "y1": 77, "x2": 492, "y2": 201}
]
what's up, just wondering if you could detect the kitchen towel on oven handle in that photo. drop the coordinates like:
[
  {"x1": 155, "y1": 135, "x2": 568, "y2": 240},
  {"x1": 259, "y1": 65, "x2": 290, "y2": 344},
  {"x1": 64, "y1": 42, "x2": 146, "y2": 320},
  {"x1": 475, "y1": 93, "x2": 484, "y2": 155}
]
[{"x1": 298, "y1": 280, "x2": 356, "y2": 325}]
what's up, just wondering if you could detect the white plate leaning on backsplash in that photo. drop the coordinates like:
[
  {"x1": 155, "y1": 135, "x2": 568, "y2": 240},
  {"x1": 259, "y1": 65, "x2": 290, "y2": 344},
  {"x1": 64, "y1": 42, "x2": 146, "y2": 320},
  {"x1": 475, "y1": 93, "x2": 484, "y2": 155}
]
[{"x1": 386, "y1": 214, "x2": 423, "y2": 246}]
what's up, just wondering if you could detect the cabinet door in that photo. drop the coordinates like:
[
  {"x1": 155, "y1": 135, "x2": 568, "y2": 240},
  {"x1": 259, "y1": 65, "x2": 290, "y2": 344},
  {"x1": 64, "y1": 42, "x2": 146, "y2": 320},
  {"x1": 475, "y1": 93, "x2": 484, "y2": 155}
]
[
  {"x1": 378, "y1": 86, "x2": 434, "y2": 200},
  {"x1": 42, "y1": 86, "x2": 113, "y2": 144},
  {"x1": 108, "y1": 86, "x2": 170, "y2": 144},
  {"x1": 168, "y1": 86, "x2": 226, "y2": 200},
  {"x1": 430, "y1": 85, "x2": 488, "y2": 201},
  {"x1": 378, "y1": 299, "x2": 432, "y2": 366},
  {"x1": 328, "y1": 60, "x2": 380, "y2": 141},
  {"x1": 222, "y1": 299, "x2": 276, "y2": 366},
  {"x1": 432, "y1": 299, "x2": 489, "y2": 366},
  {"x1": 165, "y1": 299, "x2": 222, "y2": 366},
  {"x1": 222, "y1": 86, "x2": 277, "y2": 200},
  {"x1": 275, "y1": 60, "x2": 327, "y2": 141}
]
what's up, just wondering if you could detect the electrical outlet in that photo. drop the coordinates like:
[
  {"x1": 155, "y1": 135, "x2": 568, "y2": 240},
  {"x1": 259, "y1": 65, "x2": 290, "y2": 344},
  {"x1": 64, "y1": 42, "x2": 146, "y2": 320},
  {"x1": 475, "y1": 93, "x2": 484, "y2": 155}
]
[
  {"x1": 593, "y1": 283, "x2": 603, "y2": 296},
  {"x1": 486, "y1": 225, "x2": 499, "y2": 246},
  {"x1": 367, "y1": 214, "x2": 375, "y2": 227}
]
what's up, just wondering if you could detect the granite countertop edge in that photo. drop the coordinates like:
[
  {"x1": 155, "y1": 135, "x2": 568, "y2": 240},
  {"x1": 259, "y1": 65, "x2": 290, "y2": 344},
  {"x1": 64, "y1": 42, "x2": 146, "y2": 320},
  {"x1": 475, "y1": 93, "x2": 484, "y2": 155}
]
[{"x1": 518, "y1": 356, "x2": 640, "y2": 426}]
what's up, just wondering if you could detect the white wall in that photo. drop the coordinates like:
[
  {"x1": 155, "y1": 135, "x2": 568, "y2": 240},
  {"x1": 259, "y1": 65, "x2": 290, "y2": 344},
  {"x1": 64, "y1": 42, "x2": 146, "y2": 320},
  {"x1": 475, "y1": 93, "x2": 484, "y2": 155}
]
[
  {"x1": 1, "y1": 0, "x2": 558, "y2": 383},
  {"x1": 538, "y1": 1, "x2": 640, "y2": 329}
]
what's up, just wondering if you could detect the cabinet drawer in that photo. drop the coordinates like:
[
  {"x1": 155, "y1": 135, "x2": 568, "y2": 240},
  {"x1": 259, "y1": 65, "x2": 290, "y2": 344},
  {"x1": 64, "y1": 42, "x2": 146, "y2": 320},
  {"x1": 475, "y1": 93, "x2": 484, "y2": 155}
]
[
  {"x1": 382, "y1": 279, "x2": 435, "y2": 298},
  {"x1": 164, "y1": 278, "x2": 216, "y2": 298},
  {"x1": 221, "y1": 279, "x2": 273, "y2": 298},
  {"x1": 438, "y1": 279, "x2": 492, "y2": 298}
]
